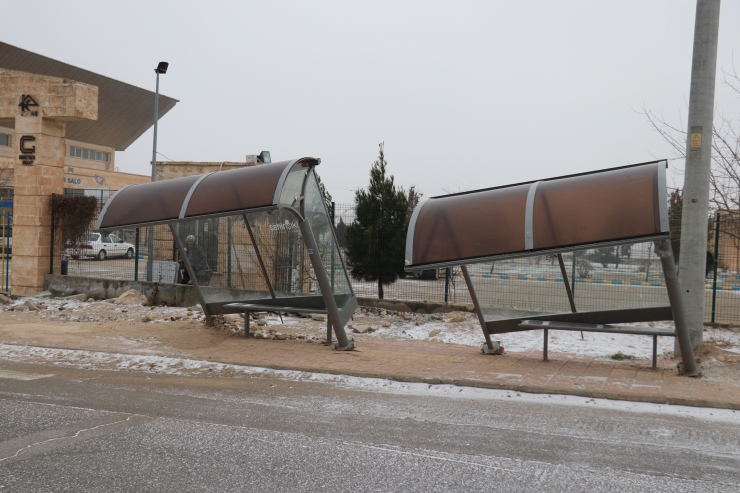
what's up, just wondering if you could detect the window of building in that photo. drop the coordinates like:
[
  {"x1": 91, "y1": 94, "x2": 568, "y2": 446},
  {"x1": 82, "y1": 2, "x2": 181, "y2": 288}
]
[
  {"x1": 70, "y1": 146, "x2": 110, "y2": 163},
  {"x1": 0, "y1": 134, "x2": 10, "y2": 147}
]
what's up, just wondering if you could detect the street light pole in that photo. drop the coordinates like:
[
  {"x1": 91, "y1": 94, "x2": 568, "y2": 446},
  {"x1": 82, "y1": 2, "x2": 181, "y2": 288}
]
[{"x1": 146, "y1": 62, "x2": 168, "y2": 282}]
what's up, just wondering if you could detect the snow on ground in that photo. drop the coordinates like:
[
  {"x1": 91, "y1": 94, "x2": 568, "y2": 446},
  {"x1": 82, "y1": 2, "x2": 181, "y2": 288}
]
[
  {"x1": 343, "y1": 309, "x2": 690, "y2": 361},
  {"x1": 0, "y1": 342, "x2": 737, "y2": 423},
  {"x1": 3, "y1": 295, "x2": 740, "y2": 361}
]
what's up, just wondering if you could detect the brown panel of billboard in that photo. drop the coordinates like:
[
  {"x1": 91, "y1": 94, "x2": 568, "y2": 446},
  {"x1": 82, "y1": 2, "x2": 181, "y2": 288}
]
[
  {"x1": 412, "y1": 184, "x2": 529, "y2": 266},
  {"x1": 184, "y1": 161, "x2": 293, "y2": 218},
  {"x1": 532, "y1": 165, "x2": 661, "y2": 250},
  {"x1": 99, "y1": 175, "x2": 201, "y2": 229}
]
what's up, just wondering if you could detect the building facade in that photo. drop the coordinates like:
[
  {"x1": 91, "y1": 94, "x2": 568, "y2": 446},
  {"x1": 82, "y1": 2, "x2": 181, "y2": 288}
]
[{"x1": 0, "y1": 42, "x2": 178, "y2": 294}]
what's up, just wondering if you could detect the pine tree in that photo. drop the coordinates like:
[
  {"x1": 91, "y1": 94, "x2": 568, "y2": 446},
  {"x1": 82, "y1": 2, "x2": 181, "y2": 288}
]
[{"x1": 345, "y1": 143, "x2": 409, "y2": 299}]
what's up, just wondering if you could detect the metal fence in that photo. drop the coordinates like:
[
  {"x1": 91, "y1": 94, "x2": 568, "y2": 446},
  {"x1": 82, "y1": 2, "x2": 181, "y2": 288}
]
[{"x1": 49, "y1": 200, "x2": 740, "y2": 325}]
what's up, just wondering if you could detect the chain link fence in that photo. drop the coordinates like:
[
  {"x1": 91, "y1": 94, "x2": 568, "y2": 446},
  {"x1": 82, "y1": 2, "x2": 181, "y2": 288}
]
[{"x1": 49, "y1": 199, "x2": 740, "y2": 325}]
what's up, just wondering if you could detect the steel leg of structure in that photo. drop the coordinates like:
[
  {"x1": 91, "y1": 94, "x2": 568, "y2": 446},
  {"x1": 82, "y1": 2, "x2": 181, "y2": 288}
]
[
  {"x1": 557, "y1": 253, "x2": 582, "y2": 339},
  {"x1": 296, "y1": 218, "x2": 353, "y2": 350},
  {"x1": 325, "y1": 318, "x2": 333, "y2": 346},
  {"x1": 460, "y1": 265, "x2": 496, "y2": 352},
  {"x1": 655, "y1": 239, "x2": 700, "y2": 376},
  {"x1": 557, "y1": 254, "x2": 577, "y2": 313},
  {"x1": 543, "y1": 328, "x2": 549, "y2": 362},
  {"x1": 652, "y1": 334, "x2": 657, "y2": 370},
  {"x1": 244, "y1": 312, "x2": 251, "y2": 338},
  {"x1": 243, "y1": 215, "x2": 276, "y2": 300}
]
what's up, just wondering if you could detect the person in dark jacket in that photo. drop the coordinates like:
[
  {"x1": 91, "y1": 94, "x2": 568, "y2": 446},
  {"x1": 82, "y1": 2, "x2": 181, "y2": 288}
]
[{"x1": 179, "y1": 235, "x2": 209, "y2": 285}]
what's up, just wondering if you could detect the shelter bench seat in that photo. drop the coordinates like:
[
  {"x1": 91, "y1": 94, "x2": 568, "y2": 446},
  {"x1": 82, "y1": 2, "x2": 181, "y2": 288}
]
[
  {"x1": 225, "y1": 303, "x2": 328, "y2": 339},
  {"x1": 519, "y1": 320, "x2": 676, "y2": 370}
]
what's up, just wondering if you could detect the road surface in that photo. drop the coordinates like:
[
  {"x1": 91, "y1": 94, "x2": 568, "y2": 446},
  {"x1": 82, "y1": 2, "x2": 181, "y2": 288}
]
[{"x1": 0, "y1": 355, "x2": 738, "y2": 492}]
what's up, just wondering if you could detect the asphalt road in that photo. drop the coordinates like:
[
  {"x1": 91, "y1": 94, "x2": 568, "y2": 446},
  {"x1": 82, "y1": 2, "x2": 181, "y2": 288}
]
[{"x1": 0, "y1": 359, "x2": 739, "y2": 492}]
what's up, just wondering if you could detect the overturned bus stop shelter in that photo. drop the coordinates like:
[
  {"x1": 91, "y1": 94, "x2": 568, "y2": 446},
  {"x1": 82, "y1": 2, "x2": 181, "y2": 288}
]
[
  {"x1": 405, "y1": 160, "x2": 699, "y2": 375},
  {"x1": 96, "y1": 157, "x2": 357, "y2": 349}
]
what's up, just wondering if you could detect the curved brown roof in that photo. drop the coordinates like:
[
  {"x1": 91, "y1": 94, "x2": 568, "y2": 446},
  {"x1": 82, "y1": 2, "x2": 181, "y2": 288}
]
[
  {"x1": 97, "y1": 158, "x2": 319, "y2": 229},
  {"x1": 406, "y1": 161, "x2": 669, "y2": 269}
]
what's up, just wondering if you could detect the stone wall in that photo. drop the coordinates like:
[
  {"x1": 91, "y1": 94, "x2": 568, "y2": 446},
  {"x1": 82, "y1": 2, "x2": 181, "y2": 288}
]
[
  {"x1": 44, "y1": 273, "x2": 200, "y2": 307},
  {"x1": 156, "y1": 160, "x2": 258, "y2": 181},
  {"x1": 0, "y1": 69, "x2": 97, "y2": 294}
]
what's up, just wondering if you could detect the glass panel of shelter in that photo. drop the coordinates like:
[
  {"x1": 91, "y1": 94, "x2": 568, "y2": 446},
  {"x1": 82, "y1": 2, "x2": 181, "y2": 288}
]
[
  {"x1": 170, "y1": 162, "x2": 353, "y2": 314},
  {"x1": 244, "y1": 208, "x2": 313, "y2": 300},
  {"x1": 172, "y1": 217, "x2": 273, "y2": 307},
  {"x1": 303, "y1": 170, "x2": 354, "y2": 310},
  {"x1": 464, "y1": 240, "x2": 671, "y2": 322}
]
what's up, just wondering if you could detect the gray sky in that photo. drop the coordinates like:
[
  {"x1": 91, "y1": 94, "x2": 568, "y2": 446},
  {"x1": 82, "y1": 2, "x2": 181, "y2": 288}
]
[{"x1": 4, "y1": 1, "x2": 740, "y2": 203}]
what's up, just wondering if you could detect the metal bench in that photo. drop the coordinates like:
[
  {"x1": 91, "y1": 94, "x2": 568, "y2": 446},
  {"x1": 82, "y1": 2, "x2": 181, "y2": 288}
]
[
  {"x1": 225, "y1": 303, "x2": 331, "y2": 340},
  {"x1": 519, "y1": 319, "x2": 676, "y2": 369}
]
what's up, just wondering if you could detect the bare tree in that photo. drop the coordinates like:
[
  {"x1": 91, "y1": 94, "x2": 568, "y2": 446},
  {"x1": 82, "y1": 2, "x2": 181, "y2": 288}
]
[
  {"x1": 643, "y1": 64, "x2": 740, "y2": 212},
  {"x1": 643, "y1": 63, "x2": 740, "y2": 262}
]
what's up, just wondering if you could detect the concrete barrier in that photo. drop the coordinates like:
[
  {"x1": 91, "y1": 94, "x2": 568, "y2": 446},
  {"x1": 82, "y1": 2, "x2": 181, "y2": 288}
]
[
  {"x1": 44, "y1": 274, "x2": 200, "y2": 307},
  {"x1": 43, "y1": 275, "x2": 476, "y2": 314}
]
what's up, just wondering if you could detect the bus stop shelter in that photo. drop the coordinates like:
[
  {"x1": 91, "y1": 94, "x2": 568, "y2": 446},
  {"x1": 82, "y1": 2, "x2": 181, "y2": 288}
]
[
  {"x1": 405, "y1": 160, "x2": 699, "y2": 375},
  {"x1": 96, "y1": 157, "x2": 356, "y2": 350}
]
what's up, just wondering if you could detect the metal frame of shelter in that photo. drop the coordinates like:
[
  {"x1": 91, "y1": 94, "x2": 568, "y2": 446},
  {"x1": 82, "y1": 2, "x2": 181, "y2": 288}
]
[
  {"x1": 95, "y1": 157, "x2": 356, "y2": 350},
  {"x1": 405, "y1": 160, "x2": 699, "y2": 375}
]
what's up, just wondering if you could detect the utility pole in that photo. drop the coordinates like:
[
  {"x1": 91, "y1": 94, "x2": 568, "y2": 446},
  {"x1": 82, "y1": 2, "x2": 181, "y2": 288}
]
[{"x1": 677, "y1": 0, "x2": 721, "y2": 355}]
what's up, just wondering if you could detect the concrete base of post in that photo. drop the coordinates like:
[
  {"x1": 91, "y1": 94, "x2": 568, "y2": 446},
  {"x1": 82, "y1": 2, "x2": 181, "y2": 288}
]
[
  {"x1": 481, "y1": 341, "x2": 501, "y2": 355},
  {"x1": 334, "y1": 340, "x2": 355, "y2": 351},
  {"x1": 677, "y1": 361, "x2": 702, "y2": 378}
]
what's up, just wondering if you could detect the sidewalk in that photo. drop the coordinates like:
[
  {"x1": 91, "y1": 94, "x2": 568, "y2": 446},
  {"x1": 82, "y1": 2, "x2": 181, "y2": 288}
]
[{"x1": 0, "y1": 312, "x2": 738, "y2": 410}]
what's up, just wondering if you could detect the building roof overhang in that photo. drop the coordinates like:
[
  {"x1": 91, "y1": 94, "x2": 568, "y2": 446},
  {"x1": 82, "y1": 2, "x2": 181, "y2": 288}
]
[{"x1": 0, "y1": 42, "x2": 178, "y2": 151}]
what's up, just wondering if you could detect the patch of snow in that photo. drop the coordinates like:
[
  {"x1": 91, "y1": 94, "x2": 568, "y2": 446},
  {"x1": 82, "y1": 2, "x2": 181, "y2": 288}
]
[{"x1": 0, "y1": 343, "x2": 736, "y2": 423}]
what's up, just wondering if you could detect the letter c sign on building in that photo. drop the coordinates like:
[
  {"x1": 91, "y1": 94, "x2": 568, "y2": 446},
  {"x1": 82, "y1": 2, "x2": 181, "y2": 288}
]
[
  {"x1": 20, "y1": 136, "x2": 36, "y2": 153},
  {"x1": 19, "y1": 135, "x2": 37, "y2": 165}
]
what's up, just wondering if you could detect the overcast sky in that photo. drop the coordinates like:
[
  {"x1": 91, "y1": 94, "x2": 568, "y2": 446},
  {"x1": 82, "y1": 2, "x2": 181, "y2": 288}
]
[{"x1": 4, "y1": 1, "x2": 740, "y2": 203}]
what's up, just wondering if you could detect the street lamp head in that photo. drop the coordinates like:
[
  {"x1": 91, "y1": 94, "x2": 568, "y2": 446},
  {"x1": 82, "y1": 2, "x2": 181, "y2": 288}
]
[
  {"x1": 155, "y1": 62, "x2": 169, "y2": 74},
  {"x1": 257, "y1": 151, "x2": 271, "y2": 164}
]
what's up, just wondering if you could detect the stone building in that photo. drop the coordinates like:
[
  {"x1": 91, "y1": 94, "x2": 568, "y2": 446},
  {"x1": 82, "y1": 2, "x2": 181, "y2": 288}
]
[{"x1": 0, "y1": 42, "x2": 178, "y2": 294}]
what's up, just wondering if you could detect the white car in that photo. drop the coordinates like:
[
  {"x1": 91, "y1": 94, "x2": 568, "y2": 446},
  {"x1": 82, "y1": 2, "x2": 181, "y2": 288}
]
[{"x1": 66, "y1": 233, "x2": 135, "y2": 260}]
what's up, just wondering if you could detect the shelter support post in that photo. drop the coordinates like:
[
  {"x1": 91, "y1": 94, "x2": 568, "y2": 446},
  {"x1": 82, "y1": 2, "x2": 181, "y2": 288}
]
[
  {"x1": 460, "y1": 265, "x2": 497, "y2": 353},
  {"x1": 325, "y1": 318, "x2": 333, "y2": 346},
  {"x1": 543, "y1": 328, "x2": 548, "y2": 362},
  {"x1": 557, "y1": 254, "x2": 581, "y2": 338},
  {"x1": 243, "y1": 215, "x2": 276, "y2": 299},
  {"x1": 170, "y1": 224, "x2": 211, "y2": 321},
  {"x1": 244, "y1": 312, "x2": 250, "y2": 338},
  {"x1": 295, "y1": 216, "x2": 353, "y2": 350},
  {"x1": 653, "y1": 335, "x2": 658, "y2": 370},
  {"x1": 655, "y1": 239, "x2": 700, "y2": 376},
  {"x1": 557, "y1": 254, "x2": 577, "y2": 313}
]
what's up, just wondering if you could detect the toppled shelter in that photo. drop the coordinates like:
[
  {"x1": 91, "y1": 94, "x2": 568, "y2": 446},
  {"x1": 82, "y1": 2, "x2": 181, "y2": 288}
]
[
  {"x1": 96, "y1": 157, "x2": 356, "y2": 349},
  {"x1": 405, "y1": 160, "x2": 699, "y2": 375}
]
